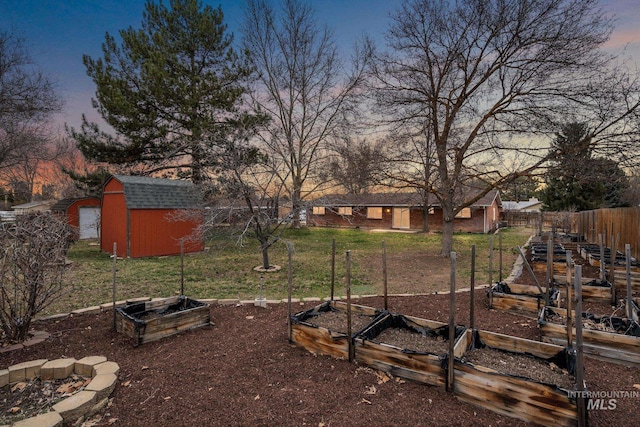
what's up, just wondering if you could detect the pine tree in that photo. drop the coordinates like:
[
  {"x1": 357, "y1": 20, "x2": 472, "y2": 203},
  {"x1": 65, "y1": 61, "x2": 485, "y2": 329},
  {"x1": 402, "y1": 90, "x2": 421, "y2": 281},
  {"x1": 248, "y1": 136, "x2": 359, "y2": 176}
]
[
  {"x1": 70, "y1": 0, "x2": 267, "y2": 184},
  {"x1": 541, "y1": 122, "x2": 629, "y2": 211}
]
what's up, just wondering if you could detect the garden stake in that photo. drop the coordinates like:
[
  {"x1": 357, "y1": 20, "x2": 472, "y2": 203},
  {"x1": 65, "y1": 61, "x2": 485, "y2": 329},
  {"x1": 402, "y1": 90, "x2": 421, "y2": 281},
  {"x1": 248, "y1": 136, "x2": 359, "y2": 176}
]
[
  {"x1": 287, "y1": 242, "x2": 293, "y2": 343},
  {"x1": 470, "y1": 245, "x2": 475, "y2": 331},
  {"x1": 565, "y1": 250, "x2": 573, "y2": 348},
  {"x1": 447, "y1": 251, "x2": 456, "y2": 392},
  {"x1": 545, "y1": 238, "x2": 552, "y2": 307},
  {"x1": 598, "y1": 234, "x2": 605, "y2": 282},
  {"x1": 330, "y1": 238, "x2": 336, "y2": 301},
  {"x1": 626, "y1": 244, "x2": 633, "y2": 320},
  {"x1": 610, "y1": 232, "x2": 618, "y2": 305},
  {"x1": 498, "y1": 232, "x2": 503, "y2": 283},
  {"x1": 574, "y1": 265, "x2": 587, "y2": 427},
  {"x1": 180, "y1": 239, "x2": 185, "y2": 307},
  {"x1": 517, "y1": 246, "x2": 543, "y2": 294},
  {"x1": 382, "y1": 241, "x2": 388, "y2": 311},
  {"x1": 346, "y1": 250, "x2": 353, "y2": 362},
  {"x1": 112, "y1": 242, "x2": 117, "y2": 331},
  {"x1": 488, "y1": 236, "x2": 493, "y2": 308}
]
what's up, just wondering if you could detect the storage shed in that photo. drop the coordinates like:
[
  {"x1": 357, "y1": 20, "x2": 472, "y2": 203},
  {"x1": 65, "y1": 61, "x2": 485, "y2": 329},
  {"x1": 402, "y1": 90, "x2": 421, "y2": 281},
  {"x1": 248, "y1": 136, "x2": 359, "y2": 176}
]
[
  {"x1": 51, "y1": 197, "x2": 101, "y2": 239},
  {"x1": 101, "y1": 175, "x2": 203, "y2": 258}
]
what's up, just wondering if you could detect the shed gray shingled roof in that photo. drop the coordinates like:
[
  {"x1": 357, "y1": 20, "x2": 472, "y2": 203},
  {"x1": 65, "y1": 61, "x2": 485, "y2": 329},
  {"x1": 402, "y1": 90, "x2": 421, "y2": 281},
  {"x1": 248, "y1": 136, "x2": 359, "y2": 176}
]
[{"x1": 113, "y1": 175, "x2": 201, "y2": 209}]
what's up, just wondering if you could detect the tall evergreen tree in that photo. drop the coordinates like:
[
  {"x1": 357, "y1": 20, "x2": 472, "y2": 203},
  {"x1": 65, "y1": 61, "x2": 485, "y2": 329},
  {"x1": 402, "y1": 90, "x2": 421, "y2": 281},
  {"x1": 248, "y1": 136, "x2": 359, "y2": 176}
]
[
  {"x1": 70, "y1": 0, "x2": 266, "y2": 184},
  {"x1": 540, "y1": 122, "x2": 629, "y2": 211}
]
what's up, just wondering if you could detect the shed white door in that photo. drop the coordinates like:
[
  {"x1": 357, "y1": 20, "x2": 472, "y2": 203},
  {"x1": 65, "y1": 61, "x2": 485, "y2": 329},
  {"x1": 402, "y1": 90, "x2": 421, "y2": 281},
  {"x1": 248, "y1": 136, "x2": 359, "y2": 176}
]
[
  {"x1": 392, "y1": 207, "x2": 410, "y2": 229},
  {"x1": 79, "y1": 207, "x2": 100, "y2": 239}
]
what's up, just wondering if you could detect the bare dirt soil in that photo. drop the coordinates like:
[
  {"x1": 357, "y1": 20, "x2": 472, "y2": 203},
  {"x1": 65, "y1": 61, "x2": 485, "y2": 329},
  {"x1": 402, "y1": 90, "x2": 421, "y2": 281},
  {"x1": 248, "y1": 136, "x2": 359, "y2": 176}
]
[{"x1": 0, "y1": 238, "x2": 638, "y2": 426}]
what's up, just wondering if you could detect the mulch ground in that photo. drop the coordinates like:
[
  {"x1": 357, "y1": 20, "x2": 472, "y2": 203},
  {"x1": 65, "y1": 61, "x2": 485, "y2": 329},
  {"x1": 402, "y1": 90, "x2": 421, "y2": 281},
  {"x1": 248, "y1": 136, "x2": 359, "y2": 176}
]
[{"x1": 0, "y1": 290, "x2": 638, "y2": 426}]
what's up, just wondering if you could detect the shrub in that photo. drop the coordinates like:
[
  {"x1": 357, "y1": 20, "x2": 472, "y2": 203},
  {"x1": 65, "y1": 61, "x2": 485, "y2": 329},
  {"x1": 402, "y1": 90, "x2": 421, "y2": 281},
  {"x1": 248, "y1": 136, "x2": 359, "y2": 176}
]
[{"x1": 0, "y1": 212, "x2": 73, "y2": 343}]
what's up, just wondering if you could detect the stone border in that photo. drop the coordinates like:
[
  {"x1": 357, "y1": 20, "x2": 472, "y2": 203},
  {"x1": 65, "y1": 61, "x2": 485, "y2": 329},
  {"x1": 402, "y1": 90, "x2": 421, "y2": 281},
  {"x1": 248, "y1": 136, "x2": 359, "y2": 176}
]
[
  {"x1": 1, "y1": 356, "x2": 119, "y2": 427},
  {"x1": 0, "y1": 331, "x2": 51, "y2": 354}
]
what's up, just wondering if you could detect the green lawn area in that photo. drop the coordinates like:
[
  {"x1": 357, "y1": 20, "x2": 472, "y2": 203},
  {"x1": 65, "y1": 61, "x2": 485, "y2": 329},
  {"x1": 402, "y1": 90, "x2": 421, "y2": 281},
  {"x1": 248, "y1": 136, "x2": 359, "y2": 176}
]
[{"x1": 53, "y1": 227, "x2": 534, "y2": 315}]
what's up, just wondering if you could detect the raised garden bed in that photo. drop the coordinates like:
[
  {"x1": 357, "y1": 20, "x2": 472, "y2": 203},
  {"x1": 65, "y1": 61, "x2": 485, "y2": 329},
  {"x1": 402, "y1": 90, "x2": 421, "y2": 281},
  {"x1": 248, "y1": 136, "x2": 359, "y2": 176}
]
[
  {"x1": 452, "y1": 329, "x2": 583, "y2": 427},
  {"x1": 538, "y1": 305, "x2": 640, "y2": 366},
  {"x1": 115, "y1": 296, "x2": 210, "y2": 345},
  {"x1": 489, "y1": 282, "x2": 558, "y2": 318},
  {"x1": 530, "y1": 242, "x2": 567, "y2": 263},
  {"x1": 353, "y1": 313, "x2": 464, "y2": 387},
  {"x1": 553, "y1": 275, "x2": 613, "y2": 303},
  {"x1": 290, "y1": 301, "x2": 381, "y2": 359}
]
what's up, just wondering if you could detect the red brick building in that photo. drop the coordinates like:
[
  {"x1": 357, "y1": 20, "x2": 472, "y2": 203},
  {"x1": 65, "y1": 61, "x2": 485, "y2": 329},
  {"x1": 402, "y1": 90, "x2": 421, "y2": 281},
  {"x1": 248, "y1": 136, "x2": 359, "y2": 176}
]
[{"x1": 307, "y1": 190, "x2": 502, "y2": 233}]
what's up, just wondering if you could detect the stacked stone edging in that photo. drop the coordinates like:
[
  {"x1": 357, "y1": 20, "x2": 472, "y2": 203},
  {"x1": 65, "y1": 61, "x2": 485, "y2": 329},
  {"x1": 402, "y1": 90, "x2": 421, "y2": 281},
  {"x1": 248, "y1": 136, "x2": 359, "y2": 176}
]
[{"x1": 1, "y1": 357, "x2": 119, "y2": 426}]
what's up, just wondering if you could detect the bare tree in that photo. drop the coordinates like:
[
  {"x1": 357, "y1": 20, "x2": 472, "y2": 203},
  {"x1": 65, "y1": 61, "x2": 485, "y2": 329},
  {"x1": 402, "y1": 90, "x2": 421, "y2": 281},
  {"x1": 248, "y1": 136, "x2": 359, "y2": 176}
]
[
  {"x1": 0, "y1": 30, "x2": 62, "y2": 169},
  {"x1": 172, "y1": 117, "x2": 290, "y2": 271},
  {"x1": 378, "y1": 126, "x2": 439, "y2": 232},
  {"x1": 0, "y1": 212, "x2": 73, "y2": 343},
  {"x1": 325, "y1": 136, "x2": 385, "y2": 195},
  {"x1": 242, "y1": 0, "x2": 369, "y2": 227},
  {"x1": 371, "y1": 0, "x2": 640, "y2": 256}
]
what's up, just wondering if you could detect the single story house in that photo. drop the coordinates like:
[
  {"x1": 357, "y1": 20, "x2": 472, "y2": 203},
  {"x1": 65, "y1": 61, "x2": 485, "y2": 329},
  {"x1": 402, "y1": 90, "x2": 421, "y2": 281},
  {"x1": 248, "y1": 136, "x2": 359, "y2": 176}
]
[
  {"x1": 51, "y1": 197, "x2": 101, "y2": 239},
  {"x1": 101, "y1": 175, "x2": 204, "y2": 258},
  {"x1": 11, "y1": 200, "x2": 56, "y2": 215},
  {"x1": 307, "y1": 190, "x2": 502, "y2": 233}
]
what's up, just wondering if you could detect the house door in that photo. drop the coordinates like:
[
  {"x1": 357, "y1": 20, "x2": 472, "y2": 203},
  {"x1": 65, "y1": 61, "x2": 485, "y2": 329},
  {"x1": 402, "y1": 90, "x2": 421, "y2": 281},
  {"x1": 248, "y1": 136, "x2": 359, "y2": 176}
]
[
  {"x1": 78, "y1": 207, "x2": 100, "y2": 239},
  {"x1": 392, "y1": 208, "x2": 410, "y2": 229}
]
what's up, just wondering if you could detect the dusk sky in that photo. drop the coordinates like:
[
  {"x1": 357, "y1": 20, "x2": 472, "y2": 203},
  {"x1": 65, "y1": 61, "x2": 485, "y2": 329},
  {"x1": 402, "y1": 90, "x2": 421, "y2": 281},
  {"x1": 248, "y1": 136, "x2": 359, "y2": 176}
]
[{"x1": 1, "y1": 0, "x2": 639, "y2": 134}]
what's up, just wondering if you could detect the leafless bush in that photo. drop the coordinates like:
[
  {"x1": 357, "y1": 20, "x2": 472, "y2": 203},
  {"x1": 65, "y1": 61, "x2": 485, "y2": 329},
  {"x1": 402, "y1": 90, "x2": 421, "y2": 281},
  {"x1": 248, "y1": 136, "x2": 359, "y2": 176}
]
[{"x1": 0, "y1": 212, "x2": 73, "y2": 343}]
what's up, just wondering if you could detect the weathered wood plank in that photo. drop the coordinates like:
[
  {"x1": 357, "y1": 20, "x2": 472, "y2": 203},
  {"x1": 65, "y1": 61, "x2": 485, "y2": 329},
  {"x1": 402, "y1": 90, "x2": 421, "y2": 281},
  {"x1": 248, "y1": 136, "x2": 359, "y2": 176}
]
[
  {"x1": 491, "y1": 293, "x2": 541, "y2": 318},
  {"x1": 478, "y1": 330, "x2": 565, "y2": 360},
  {"x1": 454, "y1": 363, "x2": 578, "y2": 427},
  {"x1": 539, "y1": 307, "x2": 640, "y2": 366},
  {"x1": 453, "y1": 330, "x2": 579, "y2": 427},
  {"x1": 354, "y1": 339, "x2": 445, "y2": 386},
  {"x1": 290, "y1": 323, "x2": 349, "y2": 359}
]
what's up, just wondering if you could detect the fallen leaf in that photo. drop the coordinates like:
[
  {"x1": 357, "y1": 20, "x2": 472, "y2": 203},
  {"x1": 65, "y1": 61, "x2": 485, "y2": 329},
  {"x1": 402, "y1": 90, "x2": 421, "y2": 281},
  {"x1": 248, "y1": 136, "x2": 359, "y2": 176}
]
[
  {"x1": 11, "y1": 382, "x2": 26, "y2": 392},
  {"x1": 163, "y1": 396, "x2": 171, "y2": 401},
  {"x1": 359, "y1": 398, "x2": 372, "y2": 405},
  {"x1": 634, "y1": 384, "x2": 640, "y2": 390},
  {"x1": 141, "y1": 366, "x2": 149, "y2": 371},
  {"x1": 365, "y1": 385, "x2": 377, "y2": 395},
  {"x1": 122, "y1": 380, "x2": 131, "y2": 387},
  {"x1": 9, "y1": 407, "x2": 20, "y2": 414},
  {"x1": 108, "y1": 418, "x2": 118, "y2": 424},
  {"x1": 254, "y1": 394, "x2": 260, "y2": 400},
  {"x1": 56, "y1": 383, "x2": 76, "y2": 394},
  {"x1": 374, "y1": 371, "x2": 391, "y2": 384}
]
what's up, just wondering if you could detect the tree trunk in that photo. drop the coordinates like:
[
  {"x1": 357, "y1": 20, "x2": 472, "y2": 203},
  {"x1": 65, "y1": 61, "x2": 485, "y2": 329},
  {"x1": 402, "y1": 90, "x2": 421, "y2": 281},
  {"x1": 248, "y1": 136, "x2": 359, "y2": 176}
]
[
  {"x1": 441, "y1": 210, "x2": 454, "y2": 257},
  {"x1": 422, "y1": 204, "x2": 430, "y2": 232},
  {"x1": 261, "y1": 244, "x2": 270, "y2": 270},
  {"x1": 291, "y1": 185, "x2": 302, "y2": 229}
]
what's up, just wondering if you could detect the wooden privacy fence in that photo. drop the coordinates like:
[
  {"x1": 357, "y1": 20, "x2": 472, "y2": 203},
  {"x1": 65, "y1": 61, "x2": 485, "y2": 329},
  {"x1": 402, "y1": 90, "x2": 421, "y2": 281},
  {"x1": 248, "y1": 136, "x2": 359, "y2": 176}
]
[
  {"x1": 501, "y1": 211, "x2": 576, "y2": 232},
  {"x1": 574, "y1": 207, "x2": 640, "y2": 261}
]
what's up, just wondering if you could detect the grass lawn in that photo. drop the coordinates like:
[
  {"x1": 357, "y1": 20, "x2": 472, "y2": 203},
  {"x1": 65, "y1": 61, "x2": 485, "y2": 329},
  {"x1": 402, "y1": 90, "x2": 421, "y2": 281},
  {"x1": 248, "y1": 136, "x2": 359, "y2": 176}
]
[{"x1": 53, "y1": 227, "x2": 534, "y2": 315}]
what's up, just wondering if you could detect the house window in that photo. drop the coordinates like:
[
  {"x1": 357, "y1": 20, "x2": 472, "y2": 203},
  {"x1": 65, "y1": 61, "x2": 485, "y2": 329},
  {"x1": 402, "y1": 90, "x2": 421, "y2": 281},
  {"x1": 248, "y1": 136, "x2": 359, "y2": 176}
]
[
  {"x1": 312, "y1": 206, "x2": 325, "y2": 215},
  {"x1": 338, "y1": 206, "x2": 352, "y2": 216},
  {"x1": 367, "y1": 207, "x2": 383, "y2": 219},
  {"x1": 455, "y1": 208, "x2": 471, "y2": 218}
]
